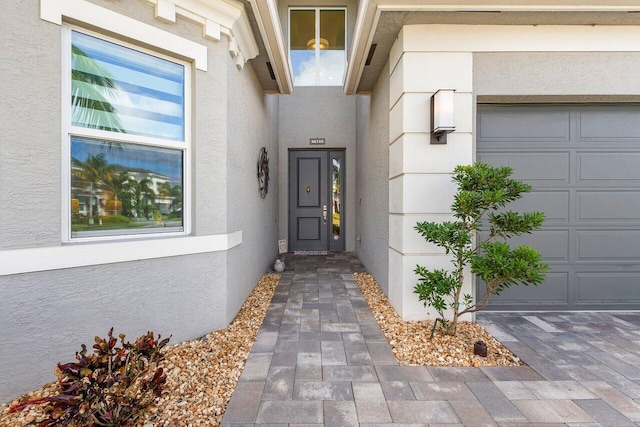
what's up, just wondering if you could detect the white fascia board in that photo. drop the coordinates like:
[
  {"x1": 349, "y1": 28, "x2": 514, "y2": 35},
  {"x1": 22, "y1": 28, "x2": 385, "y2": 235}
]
[
  {"x1": 0, "y1": 232, "x2": 242, "y2": 276},
  {"x1": 344, "y1": 0, "x2": 381, "y2": 95},
  {"x1": 249, "y1": 0, "x2": 293, "y2": 94},
  {"x1": 173, "y1": 0, "x2": 259, "y2": 63},
  {"x1": 145, "y1": 0, "x2": 259, "y2": 67},
  {"x1": 344, "y1": 0, "x2": 640, "y2": 94},
  {"x1": 41, "y1": 0, "x2": 208, "y2": 71}
]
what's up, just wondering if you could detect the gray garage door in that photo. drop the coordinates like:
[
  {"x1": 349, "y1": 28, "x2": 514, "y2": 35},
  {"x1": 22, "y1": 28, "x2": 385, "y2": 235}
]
[{"x1": 477, "y1": 104, "x2": 640, "y2": 310}]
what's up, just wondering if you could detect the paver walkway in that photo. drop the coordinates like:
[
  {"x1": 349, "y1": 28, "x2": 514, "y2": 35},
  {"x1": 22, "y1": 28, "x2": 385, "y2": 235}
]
[{"x1": 221, "y1": 253, "x2": 640, "y2": 426}]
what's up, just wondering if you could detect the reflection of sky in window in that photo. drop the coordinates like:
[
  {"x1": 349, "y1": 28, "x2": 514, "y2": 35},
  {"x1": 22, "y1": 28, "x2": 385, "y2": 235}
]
[
  {"x1": 71, "y1": 31, "x2": 185, "y2": 141},
  {"x1": 71, "y1": 137, "x2": 183, "y2": 185},
  {"x1": 291, "y1": 51, "x2": 345, "y2": 86}
]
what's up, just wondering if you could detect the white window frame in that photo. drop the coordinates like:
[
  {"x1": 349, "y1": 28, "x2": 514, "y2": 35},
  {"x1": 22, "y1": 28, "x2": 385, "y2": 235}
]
[
  {"x1": 288, "y1": 7, "x2": 348, "y2": 87},
  {"x1": 61, "y1": 25, "x2": 192, "y2": 243}
]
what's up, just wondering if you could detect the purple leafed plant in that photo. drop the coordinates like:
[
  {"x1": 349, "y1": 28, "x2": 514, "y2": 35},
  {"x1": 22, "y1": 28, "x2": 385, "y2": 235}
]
[{"x1": 10, "y1": 328, "x2": 170, "y2": 426}]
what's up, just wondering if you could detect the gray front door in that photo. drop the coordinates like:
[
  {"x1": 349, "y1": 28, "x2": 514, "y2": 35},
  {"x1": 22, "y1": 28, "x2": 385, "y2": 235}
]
[
  {"x1": 477, "y1": 104, "x2": 640, "y2": 310},
  {"x1": 289, "y1": 150, "x2": 345, "y2": 251}
]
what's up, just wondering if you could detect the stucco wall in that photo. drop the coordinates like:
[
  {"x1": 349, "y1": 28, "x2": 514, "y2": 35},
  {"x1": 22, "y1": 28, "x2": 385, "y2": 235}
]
[
  {"x1": 226, "y1": 57, "x2": 280, "y2": 323},
  {"x1": 0, "y1": 253, "x2": 227, "y2": 402},
  {"x1": 355, "y1": 61, "x2": 390, "y2": 293},
  {"x1": 474, "y1": 51, "x2": 640, "y2": 97},
  {"x1": 1, "y1": 0, "x2": 61, "y2": 249},
  {"x1": 0, "y1": 0, "x2": 270, "y2": 403},
  {"x1": 278, "y1": 87, "x2": 357, "y2": 251}
]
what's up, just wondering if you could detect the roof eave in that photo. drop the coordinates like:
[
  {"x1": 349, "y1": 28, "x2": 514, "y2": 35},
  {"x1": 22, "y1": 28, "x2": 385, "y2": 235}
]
[
  {"x1": 249, "y1": 0, "x2": 294, "y2": 94},
  {"x1": 344, "y1": 0, "x2": 640, "y2": 95}
]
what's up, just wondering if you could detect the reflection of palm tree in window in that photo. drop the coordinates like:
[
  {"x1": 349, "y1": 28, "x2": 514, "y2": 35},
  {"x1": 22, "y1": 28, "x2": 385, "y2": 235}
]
[
  {"x1": 122, "y1": 178, "x2": 140, "y2": 218},
  {"x1": 71, "y1": 154, "x2": 114, "y2": 225},
  {"x1": 159, "y1": 182, "x2": 171, "y2": 198},
  {"x1": 121, "y1": 178, "x2": 156, "y2": 219},
  {"x1": 71, "y1": 45, "x2": 124, "y2": 135},
  {"x1": 169, "y1": 185, "x2": 182, "y2": 213},
  {"x1": 158, "y1": 182, "x2": 183, "y2": 214},
  {"x1": 102, "y1": 171, "x2": 127, "y2": 215},
  {"x1": 139, "y1": 178, "x2": 157, "y2": 219}
]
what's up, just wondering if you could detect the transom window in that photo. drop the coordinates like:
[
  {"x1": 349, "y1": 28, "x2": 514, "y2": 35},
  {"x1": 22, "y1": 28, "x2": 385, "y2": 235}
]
[
  {"x1": 63, "y1": 27, "x2": 190, "y2": 241},
  {"x1": 289, "y1": 8, "x2": 346, "y2": 86}
]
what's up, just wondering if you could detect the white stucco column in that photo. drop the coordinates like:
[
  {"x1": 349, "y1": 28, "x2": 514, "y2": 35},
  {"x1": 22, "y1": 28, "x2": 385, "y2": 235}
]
[{"x1": 387, "y1": 26, "x2": 473, "y2": 321}]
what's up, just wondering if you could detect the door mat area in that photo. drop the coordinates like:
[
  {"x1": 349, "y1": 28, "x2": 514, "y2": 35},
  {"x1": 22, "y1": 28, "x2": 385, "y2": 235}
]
[{"x1": 293, "y1": 251, "x2": 328, "y2": 255}]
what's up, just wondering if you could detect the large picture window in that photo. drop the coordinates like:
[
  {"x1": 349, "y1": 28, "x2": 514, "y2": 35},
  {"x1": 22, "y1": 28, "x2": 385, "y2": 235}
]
[
  {"x1": 289, "y1": 8, "x2": 346, "y2": 86},
  {"x1": 64, "y1": 28, "x2": 189, "y2": 241}
]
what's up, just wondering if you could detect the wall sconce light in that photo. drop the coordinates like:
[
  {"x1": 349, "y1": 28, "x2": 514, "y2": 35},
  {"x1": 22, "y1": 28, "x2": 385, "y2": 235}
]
[{"x1": 431, "y1": 89, "x2": 456, "y2": 144}]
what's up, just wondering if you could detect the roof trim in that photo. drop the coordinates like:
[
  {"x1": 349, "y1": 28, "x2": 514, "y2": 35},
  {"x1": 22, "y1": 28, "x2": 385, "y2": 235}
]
[
  {"x1": 248, "y1": 0, "x2": 293, "y2": 94},
  {"x1": 41, "y1": 0, "x2": 209, "y2": 70},
  {"x1": 344, "y1": 0, "x2": 640, "y2": 94},
  {"x1": 144, "y1": 0, "x2": 260, "y2": 70},
  {"x1": 42, "y1": 0, "x2": 261, "y2": 70}
]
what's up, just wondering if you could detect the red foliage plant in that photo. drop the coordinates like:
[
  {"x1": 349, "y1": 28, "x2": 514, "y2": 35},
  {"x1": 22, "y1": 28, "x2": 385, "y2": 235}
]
[{"x1": 10, "y1": 328, "x2": 170, "y2": 426}]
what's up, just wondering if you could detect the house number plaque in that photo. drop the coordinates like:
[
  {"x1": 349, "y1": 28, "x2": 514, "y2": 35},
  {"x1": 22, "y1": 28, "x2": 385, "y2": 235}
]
[{"x1": 309, "y1": 138, "x2": 325, "y2": 145}]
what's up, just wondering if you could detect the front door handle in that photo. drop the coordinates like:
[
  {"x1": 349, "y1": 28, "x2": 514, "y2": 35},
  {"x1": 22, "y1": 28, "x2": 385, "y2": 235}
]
[{"x1": 322, "y1": 205, "x2": 327, "y2": 224}]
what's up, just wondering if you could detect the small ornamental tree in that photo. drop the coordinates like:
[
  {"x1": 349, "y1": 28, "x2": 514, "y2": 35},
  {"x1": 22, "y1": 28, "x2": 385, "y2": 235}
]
[{"x1": 413, "y1": 163, "x2": 549, "y2": 336}]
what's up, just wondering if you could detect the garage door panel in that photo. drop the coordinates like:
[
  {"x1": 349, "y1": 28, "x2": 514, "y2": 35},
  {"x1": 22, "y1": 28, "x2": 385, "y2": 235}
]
[
  {"x1": 577, "y1": 230, "x2": 640, "y2": 261},
  {"x1": 577, "y1": 273, "x2": 640, "y2": 305},
  {"x1": 478, "y1": 104, "x2": 640, "y2": 310},
  {"x1": 578, "y1": 152, "x2": 640, "y2": 184},
  {"x1": 477, "y1": 152, "x2": 570, "y2": 186},
  {"x1": 577, "y1": 191, "x2": 640, "y2": 222},
  {"x1": 480, "y1": 272, "x2": 569, "y2": 306},
  {"x1": 509, "y1": 191, "x2": 570, "y2": 223},
  {"x1": 478, "y1": 110, "x2": 570, "y2": 141},
  {"x1": 578, "y1": 111, "x2": 640, "y2": 140}
]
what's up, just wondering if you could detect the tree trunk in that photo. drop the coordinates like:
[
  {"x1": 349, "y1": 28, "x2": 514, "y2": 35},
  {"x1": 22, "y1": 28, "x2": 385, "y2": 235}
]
[
  {"x1": 88, "y1": 182, "x2": 94, "y2": 225},
  {"x1": 445, "y1": 308, "x2": 460, "y2": 335},
  {"x1": 444, "y1": 320, "x2": 457, "y2": 336}
]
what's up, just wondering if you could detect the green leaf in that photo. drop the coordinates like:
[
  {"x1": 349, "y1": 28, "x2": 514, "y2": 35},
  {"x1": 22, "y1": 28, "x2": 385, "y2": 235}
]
[
  {"x1": 488, "y1": 211, "x2": 545, "y2": 238},
  {"x1": 472, "y1": 242, "x2": 549, "y2": 293},
  {"x1": 413, "y1": 267, "x2": 458, "y2": 313}
]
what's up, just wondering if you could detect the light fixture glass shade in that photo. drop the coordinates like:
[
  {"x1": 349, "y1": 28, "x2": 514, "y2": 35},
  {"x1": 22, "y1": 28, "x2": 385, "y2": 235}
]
[
  {"x1": 432, "y1": 89, "x2": 455, "y2": 133},
  {"x1": 307, "y1": 37, "x2": 329, "y2": 50}
]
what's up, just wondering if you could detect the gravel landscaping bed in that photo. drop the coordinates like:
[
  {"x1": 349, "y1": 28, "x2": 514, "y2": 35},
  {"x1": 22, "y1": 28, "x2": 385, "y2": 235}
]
[
  {"x1": 355, "y1": 272, "x2": 521, "y2": 367},
  {"x1": 1, "y1": 269, "x2": 521, "y2": 426},
  {"x1": 0, "y1": 273, "x2": 280, "y2": 427}
]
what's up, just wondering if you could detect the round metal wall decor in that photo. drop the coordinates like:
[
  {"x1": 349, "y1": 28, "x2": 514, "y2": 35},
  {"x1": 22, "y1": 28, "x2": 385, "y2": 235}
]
[{"x1": 257, "y1": 147, "x2": 269, "y2": 198}]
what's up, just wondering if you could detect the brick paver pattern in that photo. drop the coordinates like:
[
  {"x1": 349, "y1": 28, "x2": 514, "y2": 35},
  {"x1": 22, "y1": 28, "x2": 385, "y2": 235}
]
[{"x1": 221, "y1": 252, "x2": 640, "y2": 426}]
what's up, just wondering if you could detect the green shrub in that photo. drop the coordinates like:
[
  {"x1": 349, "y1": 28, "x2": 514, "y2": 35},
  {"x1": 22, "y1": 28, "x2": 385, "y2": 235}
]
[
  {"x1": 10, "y1": 328, "x2": 170, "y2": 426},
  {"x1": 71, "y1": 213, "x2": 87, "y2": 225},
  {"x1": 102, "y1": 215, "x2": 132, "y2": 225},
  {"x1": 414, "y1": 163, "x2": 548, "y2": 336}
]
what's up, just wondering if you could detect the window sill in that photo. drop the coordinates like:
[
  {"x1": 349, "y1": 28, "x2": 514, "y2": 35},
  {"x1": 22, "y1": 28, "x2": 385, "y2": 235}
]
[{"x1": 0, "y1": 231, "x2": 242, "y2": 276}]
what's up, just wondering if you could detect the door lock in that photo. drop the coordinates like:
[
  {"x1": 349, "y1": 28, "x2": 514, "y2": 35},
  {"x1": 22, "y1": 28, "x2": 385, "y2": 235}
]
[{"x1": 322, "y1": 205, "x2": 327, "y2": 224}]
